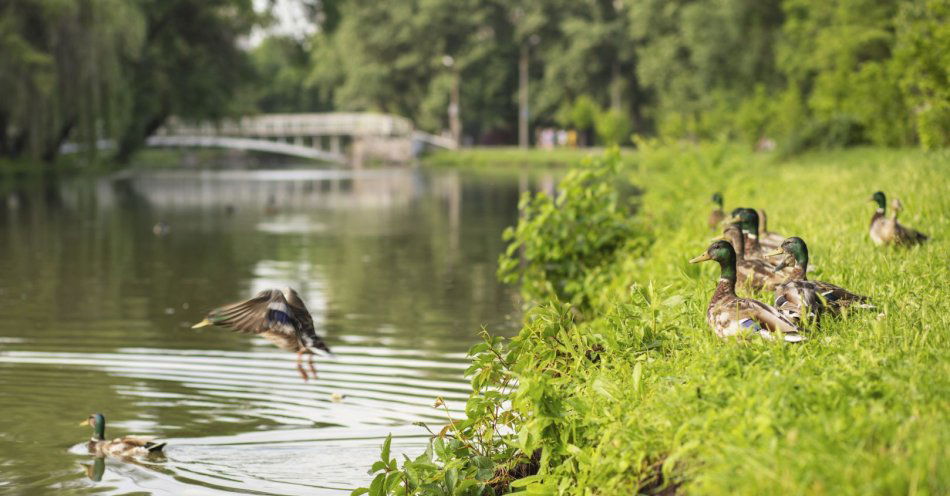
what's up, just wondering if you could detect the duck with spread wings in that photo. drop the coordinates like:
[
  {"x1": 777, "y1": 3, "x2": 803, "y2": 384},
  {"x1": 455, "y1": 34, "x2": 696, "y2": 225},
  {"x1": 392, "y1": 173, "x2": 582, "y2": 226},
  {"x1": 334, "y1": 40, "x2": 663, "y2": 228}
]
[{"x1": 193, "y1": 287, "x2": 332, "y2": 380}]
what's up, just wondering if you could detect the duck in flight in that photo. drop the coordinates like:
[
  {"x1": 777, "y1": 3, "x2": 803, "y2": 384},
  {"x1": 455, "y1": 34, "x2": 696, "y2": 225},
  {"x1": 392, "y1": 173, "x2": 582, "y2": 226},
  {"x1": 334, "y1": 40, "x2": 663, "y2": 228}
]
[{"x1": 192, "y1": 287, "x2": 332, "y2": 381}]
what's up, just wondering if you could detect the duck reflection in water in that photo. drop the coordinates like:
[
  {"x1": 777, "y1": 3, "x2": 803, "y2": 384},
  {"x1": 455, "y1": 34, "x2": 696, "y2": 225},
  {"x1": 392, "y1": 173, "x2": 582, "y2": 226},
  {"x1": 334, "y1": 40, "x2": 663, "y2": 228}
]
[
  {"x1": 192, "y1": 287, "x2": 333, "y2": 381},
  {"x1": 82, "y1": 457, "x2": 106, "y2": 482}
]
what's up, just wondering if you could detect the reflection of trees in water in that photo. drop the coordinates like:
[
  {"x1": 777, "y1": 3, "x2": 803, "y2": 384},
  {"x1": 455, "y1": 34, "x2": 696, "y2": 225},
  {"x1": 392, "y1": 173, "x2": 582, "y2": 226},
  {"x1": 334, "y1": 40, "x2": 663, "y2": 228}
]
[
  {"x1": 0, "y1": 177, "x2": 254, "y2": 353},
  {"x1": 314, "y1": 172, "x2": 556, "y2": 354},
  {"x1": 0, "y1": 168, "x2": 561, "y2": 488},
  {"x1": 0, "y1": 170, "x2": 559, "y2": 356}
]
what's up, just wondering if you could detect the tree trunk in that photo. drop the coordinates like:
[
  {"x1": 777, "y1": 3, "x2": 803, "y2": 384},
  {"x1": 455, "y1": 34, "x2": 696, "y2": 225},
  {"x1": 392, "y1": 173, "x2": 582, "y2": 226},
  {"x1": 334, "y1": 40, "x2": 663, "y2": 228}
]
[
  {"x1": 610, "y1": 61, "x2": 622, "y2": 111},
  {"x1": 449, "y1": 67, "x2": 461, "y2": 147},
  {"x1": 42, "y1": 115, "x2": 77, "y2": 163},
  {"x1": 518, "y1": 43, "x2": 529, "y2": 149},
  {"x1": 0, "y1": 111, "x2": 8, "y2": 157},
  {"x1": 115, "y1": 110, "x2": 168, "y2": 165}
]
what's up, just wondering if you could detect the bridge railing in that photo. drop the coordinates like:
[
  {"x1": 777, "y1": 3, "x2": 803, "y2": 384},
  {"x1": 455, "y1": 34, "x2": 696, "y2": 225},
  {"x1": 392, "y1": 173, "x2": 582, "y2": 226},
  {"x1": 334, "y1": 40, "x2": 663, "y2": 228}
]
[{"x1": 157, "y1": 113, "x2": 415, "y2": 139}]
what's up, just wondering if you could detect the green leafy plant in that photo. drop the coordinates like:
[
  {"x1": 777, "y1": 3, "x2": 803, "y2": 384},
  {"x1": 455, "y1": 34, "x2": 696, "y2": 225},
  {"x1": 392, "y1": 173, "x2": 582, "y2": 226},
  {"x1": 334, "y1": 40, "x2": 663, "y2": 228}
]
[
  {"x1": 353, "y1": 331, "x2": 524, "y2": 496},
  {"x1": 496, "y1": 149, "x2": 643, "y2": 315}
]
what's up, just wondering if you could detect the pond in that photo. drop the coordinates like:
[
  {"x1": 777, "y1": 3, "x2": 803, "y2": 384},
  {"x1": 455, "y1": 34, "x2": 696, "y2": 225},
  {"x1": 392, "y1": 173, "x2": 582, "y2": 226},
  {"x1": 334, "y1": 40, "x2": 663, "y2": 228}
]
[{"x1": 0, "y1": 164, "x2": 553, "y2": 494}]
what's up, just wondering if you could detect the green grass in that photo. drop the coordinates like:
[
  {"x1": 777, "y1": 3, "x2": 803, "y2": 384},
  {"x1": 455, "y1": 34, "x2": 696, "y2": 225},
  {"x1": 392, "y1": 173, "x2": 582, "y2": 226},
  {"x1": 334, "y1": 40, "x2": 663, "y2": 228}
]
[
  {"x1": 421, "y1": 146, "x2": 634, "y2": 170},
  {"x1": 361, "y1": 144, "x2": 949, "y2": 495},
  {"x1": 536, "y1": 143, "x2": 950, "y2": 494}
]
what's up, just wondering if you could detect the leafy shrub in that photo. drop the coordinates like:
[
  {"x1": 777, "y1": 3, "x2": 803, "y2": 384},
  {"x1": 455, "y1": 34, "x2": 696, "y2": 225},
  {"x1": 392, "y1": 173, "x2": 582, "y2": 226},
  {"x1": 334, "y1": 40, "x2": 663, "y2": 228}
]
[
  {"x1": 594, "y1": 109, "x2": 633, "y2": 146},
  {"x1": 354, "y1": 331, "x2": 521, "y2": 496},
  {"x1": 778, "y1": 114, "x2": 867, "y2": 156},
  {"x1": 496, "y1": 149, "x2": 643, "y2": 315}
]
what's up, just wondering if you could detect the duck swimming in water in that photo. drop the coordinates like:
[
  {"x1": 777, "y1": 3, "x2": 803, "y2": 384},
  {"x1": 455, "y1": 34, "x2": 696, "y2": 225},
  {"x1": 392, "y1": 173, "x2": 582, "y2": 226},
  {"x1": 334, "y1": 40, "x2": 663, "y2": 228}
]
[{"x1": 80, "y1": 413, "x2": 166, "y2": 457}]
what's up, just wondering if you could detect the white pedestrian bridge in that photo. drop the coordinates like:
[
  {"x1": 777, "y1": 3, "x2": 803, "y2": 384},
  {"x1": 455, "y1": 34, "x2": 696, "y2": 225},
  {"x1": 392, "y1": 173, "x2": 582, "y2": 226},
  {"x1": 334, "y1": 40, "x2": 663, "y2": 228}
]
[{"x1": 63, "y1": 113, "x2": 457, "y2": 165}]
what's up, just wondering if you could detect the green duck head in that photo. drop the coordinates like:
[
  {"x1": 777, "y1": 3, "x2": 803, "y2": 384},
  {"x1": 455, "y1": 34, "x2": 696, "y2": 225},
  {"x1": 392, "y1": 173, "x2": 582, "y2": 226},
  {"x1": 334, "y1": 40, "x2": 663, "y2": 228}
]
[
  {"x1": 711, "y1": 192, "x2": 723, "y2": 208},
  {"x1": 729, "y1": 208, "x2": 760, "y2": 237},
  {"x1": 690, "y1": 240, "x2": 737, "y2": 281},
  {"x1": 869, "y1": 191, "x2": 886, "y2": 211},
  {"x1": 80, "y1": 413, "x2": 106, "y2": 441},
  {"x1": 767, "y1": 237, "x2": 809, "y2": 273}
]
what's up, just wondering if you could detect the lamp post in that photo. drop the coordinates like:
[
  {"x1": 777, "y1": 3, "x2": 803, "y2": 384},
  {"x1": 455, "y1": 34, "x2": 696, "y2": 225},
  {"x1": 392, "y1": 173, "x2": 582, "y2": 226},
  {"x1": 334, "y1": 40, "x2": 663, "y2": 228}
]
[
  {"x1": 518, "y1": 34, "x2": 540, "y2": 149},
  {"x1": 442, "y1": 55, "x2": 461, "y2": 148}
]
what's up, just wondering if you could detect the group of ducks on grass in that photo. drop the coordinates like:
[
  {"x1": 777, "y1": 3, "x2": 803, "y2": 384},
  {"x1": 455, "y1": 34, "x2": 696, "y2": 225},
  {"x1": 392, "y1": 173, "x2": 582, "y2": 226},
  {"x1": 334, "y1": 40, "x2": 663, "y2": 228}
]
[
  {"x1": 78, "y1": 190, "x2": 929, "y2": 461},
  {"x1": 690, "y1": 191, "x2": 928, "y2": 342},
  {"x1": 79, "y1": 287, "x2": 334, "y2": 459}
]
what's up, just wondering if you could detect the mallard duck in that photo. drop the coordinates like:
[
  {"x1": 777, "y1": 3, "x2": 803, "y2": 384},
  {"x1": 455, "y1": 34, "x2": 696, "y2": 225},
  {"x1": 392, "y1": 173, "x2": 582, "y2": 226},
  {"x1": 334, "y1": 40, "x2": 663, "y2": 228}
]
[
  {"x1": 730, "y1": 208, "x2": 781, "y2": 254},
  {"x1": 755, "y1": 209, "x2": 785, "y2": 248},
  {"x1": 717, "y1": 224, "x2": 791, "y2": 291},
  {"x1": 193, "y1": 287, "x2": 332, "y2": 381},
  {"x1": 708, "y1": 193, "x2": 725, "y2": 230},
  {"x1": 766, "y1": 237, "x2": 873, "y2": 324},
  {"x1": 689, "y1": 240, "x2": 804, "y2": 342},
  {"x1": 80, "y1": 413, "x2": 166, "y2": 457},
  {"x1": 868, "y1": 191, "x2": 928, "y2": 246},
  {"x1": 152, "y1": 221, "x2": 171, "y2": 237}
]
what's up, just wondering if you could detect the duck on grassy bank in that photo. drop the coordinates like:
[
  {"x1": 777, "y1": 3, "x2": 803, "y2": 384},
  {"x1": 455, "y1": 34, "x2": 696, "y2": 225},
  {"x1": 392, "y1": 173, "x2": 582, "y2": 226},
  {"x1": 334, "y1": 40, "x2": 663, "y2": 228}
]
[
  {"x1": 729, "y1": 208, "x2": 782, "y2": 254},
  {"x1": 869, "y1": 191, "x2": 928, "y2": 246},
  {"x1": 716, "y1": 225, "x2": 790, "y2": 291},
  {"x1": 690, "y1": 240, "x2": 804, "y2": 342},
  {"x1": 80, "y1": 413, "x2": 166, "y2": 457},
  {"x1": 767, "y1": 237, "x2": 873, "y2": 324},
  {"x1": 192, "y1": 287, "x2": 332, "y2": 381},
  {"x1": 708, "y1": 193, "x2": 725, "y2": 230},
  {"x1": 755, "y1": 208, "x2": 785, "y2": 248}
]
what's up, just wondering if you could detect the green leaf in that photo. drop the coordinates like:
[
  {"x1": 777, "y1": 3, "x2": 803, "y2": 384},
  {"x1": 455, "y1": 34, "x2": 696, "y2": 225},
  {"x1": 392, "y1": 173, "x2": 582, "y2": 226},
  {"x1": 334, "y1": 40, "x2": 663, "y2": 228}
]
[
  {"x1": 368, "y1": 473, "x2": 386, "y2": 496},
  {"x1": 632, "y1": 362, "x2": 643, "y2": 392},
  {"x1": 350, "y1": 488, "x2": 370, "y2": 496},
  {"x1": 385, "y1": 471, "x2": 403, "y2": 492},
  {"x1": 368, "y1": 460, "x2": 387, "y2": 475},
  {"x1": 444, "y1": 467, "x2": 458, "y2": 490},
  {"x1": 380, "y1": 434, "x2": 392, "y2": 464},
  {"x1": 510, "y1": 474, "x2": 542, "y2": 488}
]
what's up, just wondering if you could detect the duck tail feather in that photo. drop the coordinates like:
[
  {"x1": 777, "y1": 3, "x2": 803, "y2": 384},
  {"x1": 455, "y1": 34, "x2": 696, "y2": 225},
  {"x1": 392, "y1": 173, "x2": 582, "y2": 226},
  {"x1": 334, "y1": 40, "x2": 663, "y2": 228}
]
[{"x1": 146, "y1": 442, "x2": 166, "y2": 453}]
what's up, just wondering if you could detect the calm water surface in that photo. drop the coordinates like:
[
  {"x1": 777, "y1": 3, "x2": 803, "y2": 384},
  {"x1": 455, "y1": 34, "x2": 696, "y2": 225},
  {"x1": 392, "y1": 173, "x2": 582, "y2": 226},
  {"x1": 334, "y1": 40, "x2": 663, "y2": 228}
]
[{"x1": 0, "y1": 165, "x2": 547, "y2": 494}]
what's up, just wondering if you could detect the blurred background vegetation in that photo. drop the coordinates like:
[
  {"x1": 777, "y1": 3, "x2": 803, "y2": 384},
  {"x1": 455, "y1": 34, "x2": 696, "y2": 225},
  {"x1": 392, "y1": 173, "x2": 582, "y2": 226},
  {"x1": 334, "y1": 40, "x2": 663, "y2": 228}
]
[{"x1": 1, "y1": 0, "x2": 947, "y2": 167}]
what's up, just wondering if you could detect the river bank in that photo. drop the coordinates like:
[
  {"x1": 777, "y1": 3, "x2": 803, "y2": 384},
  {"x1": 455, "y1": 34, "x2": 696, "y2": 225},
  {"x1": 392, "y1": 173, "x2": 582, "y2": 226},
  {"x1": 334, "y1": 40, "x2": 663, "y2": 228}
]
[
  {"x1": 360, "y1": 143, "x2": 949, "y2": 494},
  {"x1": 421, "y1": 146, "x2": 635, "y2": 170}
]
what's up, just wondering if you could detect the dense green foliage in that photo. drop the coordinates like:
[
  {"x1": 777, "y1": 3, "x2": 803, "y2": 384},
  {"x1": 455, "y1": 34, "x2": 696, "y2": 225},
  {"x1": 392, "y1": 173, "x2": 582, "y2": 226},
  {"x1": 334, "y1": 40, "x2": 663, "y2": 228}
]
[
  {"x1": 0, "y1": 0, "x2": 259, "y2": 165},
  {"x1": 359, "y1": 145, "x2": 948, "y2": 494},
  {"x1": 296, "y1": 0, "x2": 948, "y2": 150},
  {"x1": 497, "y1": 150, "x2": 642, "y2": 315},
  {"x1": 6, "y1": 0, "x2": 947, "y2": 165}
]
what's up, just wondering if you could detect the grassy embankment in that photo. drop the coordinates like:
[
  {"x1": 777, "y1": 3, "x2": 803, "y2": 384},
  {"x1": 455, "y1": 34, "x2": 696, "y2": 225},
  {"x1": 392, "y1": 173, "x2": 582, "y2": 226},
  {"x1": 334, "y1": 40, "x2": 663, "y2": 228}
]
[
  {"x1": 421, "y1": 146, "x2": 634, "y2": 170},
  {"x1": 360, "y1": 143, "x2": 948, "y2": 495}
]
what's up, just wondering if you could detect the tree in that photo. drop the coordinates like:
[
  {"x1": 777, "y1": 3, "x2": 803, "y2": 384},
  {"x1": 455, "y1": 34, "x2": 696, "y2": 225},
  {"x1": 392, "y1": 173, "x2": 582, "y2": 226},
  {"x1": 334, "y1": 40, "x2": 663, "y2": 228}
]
[
  {"x1": 0, "y1": 0, "x2": 143, "y2": 163},
  {"x1": 114, "y1": 0, "x2": 259, "y2": 163}
]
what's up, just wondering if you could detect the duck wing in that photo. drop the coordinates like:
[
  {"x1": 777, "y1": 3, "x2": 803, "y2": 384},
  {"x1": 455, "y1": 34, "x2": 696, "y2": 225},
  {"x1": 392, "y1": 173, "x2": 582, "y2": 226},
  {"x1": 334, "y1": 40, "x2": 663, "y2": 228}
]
[
  {"x1": 283, "y1": 288, "x2": 332, "y2": 354},
  {"x1": 110, "y1": 436, "x2": 165, "y2": 454},
  {"x1": 895, "y1": 222, "x2": 929, "y2": 245},
  {"x1": 738, "y1": 298, "x2": 804, "y2": 341},
  {"x1": 774, "y1": 281, "x2": 819, "y2": 323},
  {"x1": 812, "y1": 280, "x2": 873, "y2": 309},
  {"x1": 760, "y1": 232, "x2": 784, "y2": 251},
  {"x1": 199, "y1": 289, "x2": 298, "y2": 336}
]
